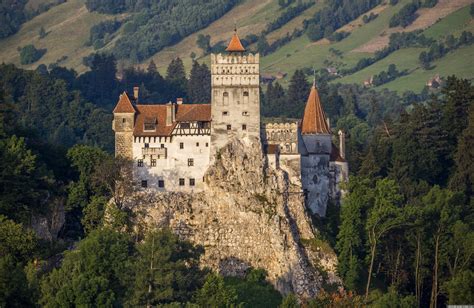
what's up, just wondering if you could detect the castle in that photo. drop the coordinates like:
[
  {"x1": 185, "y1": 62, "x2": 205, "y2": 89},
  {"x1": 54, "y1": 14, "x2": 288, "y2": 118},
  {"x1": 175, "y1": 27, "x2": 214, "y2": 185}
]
[{"x1": 112, "y1": 30, "x2": 348, "y2": 216}]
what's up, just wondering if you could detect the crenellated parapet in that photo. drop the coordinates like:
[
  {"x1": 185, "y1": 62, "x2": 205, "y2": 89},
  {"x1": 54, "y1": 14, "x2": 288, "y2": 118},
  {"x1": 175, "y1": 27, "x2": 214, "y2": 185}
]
[
  {"x1": 211, "y1": 53, "x2": 260, "y2": 87},
  {"x1": 261, "y1": 122, "x2": 299, "y2": 154}
]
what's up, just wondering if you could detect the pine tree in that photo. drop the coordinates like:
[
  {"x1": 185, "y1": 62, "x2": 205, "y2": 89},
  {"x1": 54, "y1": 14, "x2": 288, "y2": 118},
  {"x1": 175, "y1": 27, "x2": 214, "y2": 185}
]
[
  {"x1": 147, "y1": 59, "x2": 157, "y2": 75},
  {"x1": 287, "y1": 70, "x2": 310, "y2": 118},
  {"x1": 336, "y1": 177, "x2": 372, "y2": 291},
  {"x1": 166, "y1": 57, "x2": 187, "y2": 99},
  {"x1": 449, "y1": 105, "x2": 474, "y2": 198},
  {"x1": 187, "y1": 61, "x2": 211, "y2": 103}
]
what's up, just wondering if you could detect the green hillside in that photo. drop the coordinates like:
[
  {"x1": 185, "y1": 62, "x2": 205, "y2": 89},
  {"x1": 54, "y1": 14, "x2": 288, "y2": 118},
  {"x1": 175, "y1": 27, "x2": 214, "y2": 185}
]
[{"x1": 0, "y1": 0, "x2": 472, "y2": 92}]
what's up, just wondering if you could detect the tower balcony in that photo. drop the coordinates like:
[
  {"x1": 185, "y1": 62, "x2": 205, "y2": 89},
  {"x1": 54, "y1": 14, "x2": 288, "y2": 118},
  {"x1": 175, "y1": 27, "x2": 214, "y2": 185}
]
[{"x1": 142, "y1": 147, "x2": 167, "y2": 158}]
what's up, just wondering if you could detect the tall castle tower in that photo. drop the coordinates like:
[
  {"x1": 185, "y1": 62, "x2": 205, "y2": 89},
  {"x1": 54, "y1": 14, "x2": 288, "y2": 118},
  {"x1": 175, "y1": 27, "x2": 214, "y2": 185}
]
[
  {"x1": 112, "y1": 91, "x2": 136, "y2": 159},
  {"x1": 210, "y1": 29, "x2": 260, "y2": 157},
  {"x1": 300, "y1": 82, "x2": 333, "y2": 215}
]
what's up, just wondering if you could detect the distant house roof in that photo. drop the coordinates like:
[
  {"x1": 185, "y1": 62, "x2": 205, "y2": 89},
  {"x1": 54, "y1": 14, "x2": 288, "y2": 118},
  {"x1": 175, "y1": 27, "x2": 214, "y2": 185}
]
[
  {"x1": 225, "y1": 30, "x2": 246, "y2": 52},
  {"x1": 134, "y1": 104, "x2": 211, "y2": 137},
  {"x1": 301, "y1": 85, "x2": 331, "y2": 135},
  {"x1": 113, "y1": 92, "x2": 136, "y2": 113}
]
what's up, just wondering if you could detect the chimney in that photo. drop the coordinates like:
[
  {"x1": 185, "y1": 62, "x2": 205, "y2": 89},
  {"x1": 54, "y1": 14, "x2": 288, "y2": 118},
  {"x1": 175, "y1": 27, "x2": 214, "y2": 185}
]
[
  {"x1": 133, "y1": 86, "x2": 139, "y2": 101},
  {"x1": 338, "y1": 130, "x2": 346, "y2": 159},
  {"x1": 166, "y1": 102, "x2": 176, "y2": 126},
  {"x1": 177, "y1": 98, "x2": 183, "y2": 105}
]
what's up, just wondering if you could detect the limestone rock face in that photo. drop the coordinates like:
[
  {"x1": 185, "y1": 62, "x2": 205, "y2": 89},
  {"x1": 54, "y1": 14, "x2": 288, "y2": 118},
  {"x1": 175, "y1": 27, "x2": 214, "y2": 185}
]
[
  {"x1": 31, "y1": 197, "x2": 66, "y2": 241},
  {"x1": 128, "y1": 137, "x2": 339, "y2": 297}
]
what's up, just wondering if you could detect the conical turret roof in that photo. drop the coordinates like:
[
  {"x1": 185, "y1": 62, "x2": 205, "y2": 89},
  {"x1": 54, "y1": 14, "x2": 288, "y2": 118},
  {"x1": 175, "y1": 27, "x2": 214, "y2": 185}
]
[
  {"x1": 113, "y1": 92, "x2": 136, "y2": 113},
  {"x1": 225, "y1": 29, "x2": 246, "y2": 52},
  {"x1": 301, "y1": 84, "x2": 331, "y2": 134}
]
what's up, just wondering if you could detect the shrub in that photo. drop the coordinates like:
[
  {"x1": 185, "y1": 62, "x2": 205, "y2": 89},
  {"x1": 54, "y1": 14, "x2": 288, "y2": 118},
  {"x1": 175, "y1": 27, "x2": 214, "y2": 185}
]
[{"x1": 19, "y1": 45, "x2": 46, "y2": 65}]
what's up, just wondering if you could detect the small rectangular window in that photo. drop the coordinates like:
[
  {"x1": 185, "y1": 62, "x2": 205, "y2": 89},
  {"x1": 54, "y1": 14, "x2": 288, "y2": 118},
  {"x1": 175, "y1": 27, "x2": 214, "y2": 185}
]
[
  {"x1": 196, "y1": 142, "x2": 199, "y2": 147},
  {"x1": 137, "y1": 159, "x2": 143, "y2": 167},
  {"x1": 222, "y1": 111, "x2": 228, "y2": 116},
  {"x1": 179, "y1": 178, "x2": 185, "y2": 186},
  {"x1": 188, "y1": 158, "x2": 194, "y2": 166},
  {"x1": 141, "y1": 180, "x2": 147, "y2": 188},
  {"x1": 227, "y1": 125, "x2": 231, "y2": 131},
  {"x1": 151, "y1": 159, "x2": 156, "y2": 167},
  {"x1": 242, "y1": 124, "x2": 247, "y2": 130},
  {"x1": 189, "y1": 178, "x2": 195, "y2": 186},
  {"x1": 158, "y1": 180, "x2": 164, "y2": 188},
  {"x1": 180, "y1": 142, "x2": 184, "y2": 149}
]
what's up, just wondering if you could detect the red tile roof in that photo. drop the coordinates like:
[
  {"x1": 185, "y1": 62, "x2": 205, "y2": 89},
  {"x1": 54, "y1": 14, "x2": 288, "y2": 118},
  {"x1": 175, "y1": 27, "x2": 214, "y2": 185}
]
[
  {"x1": 301, "y1": 85, "x2": 331, "y2": 134},
  {"x1": 113, "y1": 92, "x2": 136, "y2": 113},
  {"x1": 133, "y1": 104, "x2": 211, "y2": 137},
  {"x1": 226, "y1": 32, "x2": 246, "y2": 52}
]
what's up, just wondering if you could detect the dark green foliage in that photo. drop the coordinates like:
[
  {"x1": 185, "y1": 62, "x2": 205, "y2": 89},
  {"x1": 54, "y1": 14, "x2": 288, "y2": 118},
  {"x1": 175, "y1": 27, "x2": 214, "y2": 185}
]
[
  {"x1": 128, "y1": 229, "x2": 205, "y2": 306},
  {"x1": 329, "y1": 31, "x2": 350, "y2": 42},
  {"x1": 0, "y1": 0, "x2": 27, "y2": 38},
  {"x1": 196, "y1": 34, "x2": 211, "y2": 54},
  {"x1": 265, "y1": 1, "x2": 314, "y2": 34},
  {"x1": 0, "y1": 63, "x2": 113, "y2": 151},
  {"x1": 188, "y1": 61, "x2": 211, "y2": 103},
  {"x1": 0, "y1": 254, "x2": 33, "y2": 307},
  {"x1": 194, "y1": 273, "x2": 239, "y2": 307},
  {"x1": 445, "y1": 270, "x2": 474, "y2": 305},
  {"x1": 225, "y1": 269, "x2": 282, "y2": 307},
  {"x1": 38, "y1": 26, "x2": 47, "y2": 39},
  {"x1": 75, "y1": 53, "x2": 120, "y2": 110},
  {"x1": 278, "y1": 0, "x2": 295, "y2": 9},
  {"x1": 85, "y1": 0, "x2": 126, "y2": 14},
  {"x1": 19, "y1": 45, "x2": 46, "y2": 65},
  {"x1": 280, "y1": 293, "x2": 299, "y2": 307},
  {"x1": 336, "y1": 177, "x2": 372, "y2": 291},
  {"x1": 389, "y1": 3, "x2": 419, "y2": 28},
  {"x1": 40, "y1": 228, "x2": 134, "y2": 307},
  {"x1": 362, "y1": 12, "x2": 378, "y2": 23},
  {"x1": 166, "y1": 57, "x2": 188, "y2": 100},
  {"x1": 372, "y1": 64, "x2": 407, "y2": 86},
  {"x1": 370, "y1": 287, "x2": 416, "y2": 307},
  {"x1": 305, "y1": 0, "x2": 382, "y2": 42},
  {"x1": 0, "y1": 216, "x2": 37, "y2": 307},
  {"x1": 419, "y1": 31, "x2": 474, "y2": 68},
  {"x1": 286, "y1": 69, "x2": 310, "y2": 118},
  {"x1": 113, "y1": 0, "x2": 239, "y2": 61},
  {"x1": 87, "y1": 19, "x2": 121, "y2": 50}
]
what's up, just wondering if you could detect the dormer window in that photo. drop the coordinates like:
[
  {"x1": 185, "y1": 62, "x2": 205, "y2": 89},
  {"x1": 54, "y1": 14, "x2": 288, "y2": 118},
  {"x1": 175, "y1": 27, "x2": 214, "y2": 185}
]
[{"x1": 144, "y1": 117, "x2": 157, "y2": 131}]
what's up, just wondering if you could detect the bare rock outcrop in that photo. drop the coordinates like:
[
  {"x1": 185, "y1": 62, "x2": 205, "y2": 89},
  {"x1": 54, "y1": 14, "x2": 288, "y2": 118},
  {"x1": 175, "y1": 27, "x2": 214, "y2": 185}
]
[{"x1": 127, "y1": 137, "x2": 340, "y2": 297}]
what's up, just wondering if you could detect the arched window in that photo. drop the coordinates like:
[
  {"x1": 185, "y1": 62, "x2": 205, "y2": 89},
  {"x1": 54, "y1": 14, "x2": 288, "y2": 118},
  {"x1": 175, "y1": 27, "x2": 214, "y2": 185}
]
[
  {"x1": 243, "y1": 91, "x2": 249, "y2": 104},
  {"x1": 223, "y1": 92, "x2": 229, "y2": 106}
]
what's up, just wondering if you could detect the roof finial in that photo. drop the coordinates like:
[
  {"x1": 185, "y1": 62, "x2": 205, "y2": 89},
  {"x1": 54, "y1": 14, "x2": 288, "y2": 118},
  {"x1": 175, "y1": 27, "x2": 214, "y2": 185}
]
[{"x1": 312, "y1": 66, "x2": 316, "y2": 88}]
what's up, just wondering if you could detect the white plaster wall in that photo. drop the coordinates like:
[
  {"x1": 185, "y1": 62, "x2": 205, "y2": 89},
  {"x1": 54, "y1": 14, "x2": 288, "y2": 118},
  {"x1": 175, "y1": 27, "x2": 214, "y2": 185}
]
[{"x1": 132, "y1": 135, "x2": 211, "y2": 192}]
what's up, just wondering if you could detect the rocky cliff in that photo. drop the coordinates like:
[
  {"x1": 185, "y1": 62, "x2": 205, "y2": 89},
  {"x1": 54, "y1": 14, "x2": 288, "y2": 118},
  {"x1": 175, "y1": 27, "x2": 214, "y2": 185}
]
[{"x1": 127, "y1": 137, "x2": 340, "y2": 297}]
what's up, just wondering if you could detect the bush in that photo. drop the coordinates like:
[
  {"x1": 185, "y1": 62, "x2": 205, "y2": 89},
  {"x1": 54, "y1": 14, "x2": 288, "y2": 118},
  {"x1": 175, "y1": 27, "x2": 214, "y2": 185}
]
[
  {"x1": 389, "y1": 3, "x2": 419, "y2": 28},
  {"x1": 19, "y1": 45, "x2": 46, "y2": 65}
]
